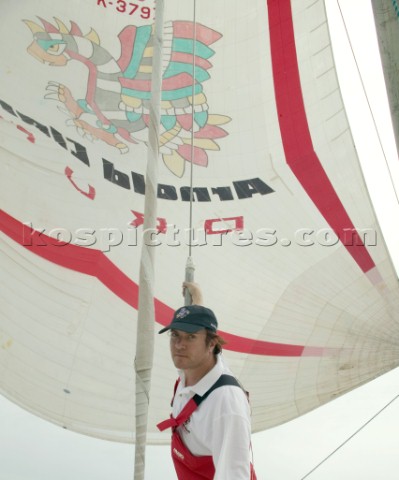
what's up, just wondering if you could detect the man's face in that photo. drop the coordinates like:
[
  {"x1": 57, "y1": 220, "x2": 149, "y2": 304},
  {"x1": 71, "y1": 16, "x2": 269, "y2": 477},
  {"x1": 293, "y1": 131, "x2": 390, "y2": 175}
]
[{"x1": 169, "y1": 329, "x2": 215, "y2": 371}]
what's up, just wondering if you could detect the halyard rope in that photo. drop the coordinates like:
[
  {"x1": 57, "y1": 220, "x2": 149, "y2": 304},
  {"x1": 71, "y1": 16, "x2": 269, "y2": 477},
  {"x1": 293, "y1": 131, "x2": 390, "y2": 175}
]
[{"x1": 300, "y1": 392, "x2": 399, "y2": 479}]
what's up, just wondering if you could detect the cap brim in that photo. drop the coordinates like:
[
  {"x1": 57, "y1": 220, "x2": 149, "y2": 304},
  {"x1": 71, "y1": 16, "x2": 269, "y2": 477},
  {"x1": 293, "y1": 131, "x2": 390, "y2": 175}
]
[
  {"x1": 158, "y1": 321, "x2": 206, "y2": 334},
  {"x1": 158, "y1": 325, "x2": 171, "y2": 334}
]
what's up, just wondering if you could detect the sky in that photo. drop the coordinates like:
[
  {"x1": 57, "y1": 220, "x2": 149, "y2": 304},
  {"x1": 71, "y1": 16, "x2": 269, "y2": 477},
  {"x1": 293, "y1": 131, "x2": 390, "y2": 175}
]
[{"x1": 1, "y1": 1, "x2": 399, "y2": 479}]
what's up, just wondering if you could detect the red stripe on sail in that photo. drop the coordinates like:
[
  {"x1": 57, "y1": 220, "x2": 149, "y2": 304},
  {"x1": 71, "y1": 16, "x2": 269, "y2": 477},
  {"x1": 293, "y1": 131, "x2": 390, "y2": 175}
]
[
  {"x1": 1, "y1": 210, "x2": 329, "y2": 357},
  {"x1": 268, "y1": 0, "x2": 375, "y2": 274}
]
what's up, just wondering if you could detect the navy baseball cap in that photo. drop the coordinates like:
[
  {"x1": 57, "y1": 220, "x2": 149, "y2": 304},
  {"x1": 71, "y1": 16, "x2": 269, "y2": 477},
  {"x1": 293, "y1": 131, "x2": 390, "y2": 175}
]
[{"x1": 158, "y1": 305, "x2": 218, "y2": 334}]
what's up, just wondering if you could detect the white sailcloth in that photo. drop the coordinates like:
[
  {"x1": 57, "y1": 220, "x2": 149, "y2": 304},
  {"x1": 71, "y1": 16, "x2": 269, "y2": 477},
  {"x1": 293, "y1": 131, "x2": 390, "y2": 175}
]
[{"x1": 0, "y1": 0, "x2": 399, "y2": 446}]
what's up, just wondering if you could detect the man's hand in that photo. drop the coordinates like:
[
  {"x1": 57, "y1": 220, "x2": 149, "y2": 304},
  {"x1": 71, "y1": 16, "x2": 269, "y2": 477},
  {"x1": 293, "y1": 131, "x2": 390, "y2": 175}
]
[{"x1": 182, "y1": 282, "x2": 204, "y2": 305}]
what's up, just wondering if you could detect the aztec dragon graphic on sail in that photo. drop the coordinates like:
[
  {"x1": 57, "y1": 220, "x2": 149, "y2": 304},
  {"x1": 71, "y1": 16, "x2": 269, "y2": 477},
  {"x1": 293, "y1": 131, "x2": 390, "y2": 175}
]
[{"x1": 24, "y1": 17, "x2": 230, "y2": 177}]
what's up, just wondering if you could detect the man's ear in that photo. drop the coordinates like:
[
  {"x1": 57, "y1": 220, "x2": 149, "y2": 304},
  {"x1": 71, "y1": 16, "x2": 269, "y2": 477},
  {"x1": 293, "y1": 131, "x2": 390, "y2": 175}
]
[{"x1": 209, "y1": 338, "x2": 217, "y2": 351}]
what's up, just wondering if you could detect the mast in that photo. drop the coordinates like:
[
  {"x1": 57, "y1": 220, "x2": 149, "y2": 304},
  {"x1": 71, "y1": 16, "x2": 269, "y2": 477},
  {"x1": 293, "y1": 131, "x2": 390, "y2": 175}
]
[
  {"x1": 371, "y1": 0, "x2": 399, "y2": 155},
  {"x1": 134, "y1": 1, "x2": 164, "y2": 478}
]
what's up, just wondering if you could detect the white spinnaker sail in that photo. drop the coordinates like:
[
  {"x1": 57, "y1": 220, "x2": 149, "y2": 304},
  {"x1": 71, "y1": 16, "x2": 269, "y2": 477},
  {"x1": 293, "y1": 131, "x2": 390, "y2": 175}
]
[{"x1": 1, "y1": 0, "x2": 399, "y2": 445}]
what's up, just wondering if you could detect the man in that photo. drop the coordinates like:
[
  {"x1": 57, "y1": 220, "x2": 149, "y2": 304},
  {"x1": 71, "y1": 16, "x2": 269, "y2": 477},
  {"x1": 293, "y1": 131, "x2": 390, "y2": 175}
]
[{"x1": 157, "y1": 283, "x2": 256, "y2": 479}]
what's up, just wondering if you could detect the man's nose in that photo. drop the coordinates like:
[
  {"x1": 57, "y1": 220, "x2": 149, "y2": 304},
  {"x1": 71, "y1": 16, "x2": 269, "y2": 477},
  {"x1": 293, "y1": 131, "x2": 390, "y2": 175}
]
[{"x1": 174, "y1": 338, "x2": 187, "y2": 349}]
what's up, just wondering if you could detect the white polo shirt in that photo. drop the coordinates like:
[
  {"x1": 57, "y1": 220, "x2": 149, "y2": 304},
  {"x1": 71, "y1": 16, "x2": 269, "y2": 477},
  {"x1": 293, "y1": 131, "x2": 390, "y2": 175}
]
[{"x1": 172, "y1": 354, "x2": 252, "y2": 479}]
